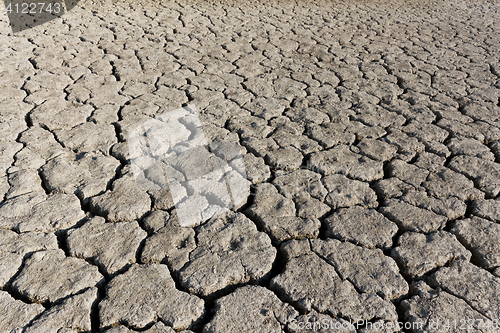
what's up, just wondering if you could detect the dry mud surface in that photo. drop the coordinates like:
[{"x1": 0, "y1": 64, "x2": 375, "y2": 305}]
[{"x1": 1, "y1": 0, "x2": 500, "y2": 331}]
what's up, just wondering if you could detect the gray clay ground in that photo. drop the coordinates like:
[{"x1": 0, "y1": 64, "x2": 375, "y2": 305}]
[{"x1": 1, "y1": 0, "x2": 500, "y2": 331}]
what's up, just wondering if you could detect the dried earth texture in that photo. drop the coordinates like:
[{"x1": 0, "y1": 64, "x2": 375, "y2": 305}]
[{"x1": 1, "y1": 0, "x2": 500, "y2": 331}]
